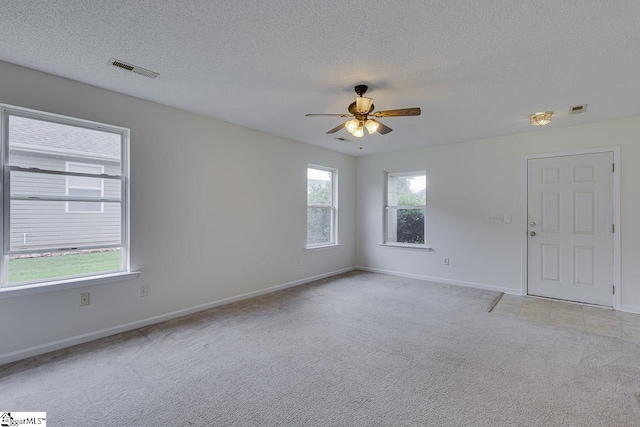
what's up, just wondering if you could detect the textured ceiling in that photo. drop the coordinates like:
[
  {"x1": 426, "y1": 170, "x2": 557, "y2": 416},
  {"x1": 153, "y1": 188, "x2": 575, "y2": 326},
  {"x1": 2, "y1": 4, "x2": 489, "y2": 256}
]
[{"x1": 1, "y1": 1, "x2": 639, "y2": 156}]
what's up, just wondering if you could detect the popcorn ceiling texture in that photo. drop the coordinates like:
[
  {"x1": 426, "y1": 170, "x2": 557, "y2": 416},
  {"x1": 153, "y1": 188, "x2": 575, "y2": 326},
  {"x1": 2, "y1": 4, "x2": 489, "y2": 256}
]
[{"x1": 1, "y1": 1, "x2": 639, "y2": 155}]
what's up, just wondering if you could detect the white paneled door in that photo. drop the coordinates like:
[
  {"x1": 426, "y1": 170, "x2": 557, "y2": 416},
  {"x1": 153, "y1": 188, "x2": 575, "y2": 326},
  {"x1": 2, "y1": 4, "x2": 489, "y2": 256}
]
[{"x1": 527, "y1": 152, "x2": 614, "y2": 306}]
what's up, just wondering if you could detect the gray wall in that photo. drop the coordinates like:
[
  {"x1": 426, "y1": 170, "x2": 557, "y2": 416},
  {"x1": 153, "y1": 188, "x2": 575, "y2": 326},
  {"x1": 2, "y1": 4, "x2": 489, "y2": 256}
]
[
  {"x1": 0, "y1": 60, "x2": 357, "y2": 362},
  {"x1": 357, "y1": 115, "x2": 640, "y2": 312}
]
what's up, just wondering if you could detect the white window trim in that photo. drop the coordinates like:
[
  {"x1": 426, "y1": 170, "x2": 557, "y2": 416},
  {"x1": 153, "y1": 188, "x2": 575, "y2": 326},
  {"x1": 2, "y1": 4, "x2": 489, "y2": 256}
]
[
  {"x1": 0, "y1": 103, "x2": 134, "y2": 292},
  {"x1": 65, "y1": 161, "x2": 105, "y2": 213},
  {"x1": 306, "y1": 164, "x2": 338, "y2": 248},
  {"x1": 379, "y1": 242, "x2": 433, "y2": 251},
  {"x1": 383, "y1": 169, "x2": 427, "y2": 247},
  {"x1": 0, "y1": 271, "x2": 139, "y2": 299}
]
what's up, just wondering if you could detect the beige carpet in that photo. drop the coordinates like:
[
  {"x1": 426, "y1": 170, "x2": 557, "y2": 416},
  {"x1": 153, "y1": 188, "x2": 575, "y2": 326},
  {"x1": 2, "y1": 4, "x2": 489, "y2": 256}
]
[{"x1": 1, "y1": 271, "x2": 640, "y2": 426}]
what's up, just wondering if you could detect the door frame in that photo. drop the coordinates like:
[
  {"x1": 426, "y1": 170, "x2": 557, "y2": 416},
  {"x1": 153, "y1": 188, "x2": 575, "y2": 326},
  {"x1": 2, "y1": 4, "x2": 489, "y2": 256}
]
[{"x1": 520, "y1": 147, "x2": 621, "y2": 309}]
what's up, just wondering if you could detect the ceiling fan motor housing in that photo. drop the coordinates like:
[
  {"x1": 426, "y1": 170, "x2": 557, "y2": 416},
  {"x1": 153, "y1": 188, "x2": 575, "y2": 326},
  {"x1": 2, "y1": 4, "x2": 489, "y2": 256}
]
[{"x1": 354, "y1": 84, "x2": 368, "y2": 97}]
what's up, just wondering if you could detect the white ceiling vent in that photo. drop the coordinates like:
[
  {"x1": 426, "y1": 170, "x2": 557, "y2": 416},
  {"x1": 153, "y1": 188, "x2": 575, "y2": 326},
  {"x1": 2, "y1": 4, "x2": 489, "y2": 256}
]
[
  {"x1": 110, "y1": 58, "x2": 159, "y2": 79},
  {"x1": 569, "y1": 104, "x2": 587, "y2": 115}
]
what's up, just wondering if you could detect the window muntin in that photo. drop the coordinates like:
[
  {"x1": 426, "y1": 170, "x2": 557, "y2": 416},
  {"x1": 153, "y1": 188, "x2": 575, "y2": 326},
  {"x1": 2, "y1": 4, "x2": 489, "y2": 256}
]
[
  {"x1": 385, "y1": 171, "x2": 426, "y2": 245},
  {"x1": 1, "y1": 105, "x2": 129, "y2": 287},
  {"x1": 307, "y1": 166, "x2": 337, "y2": 247}
]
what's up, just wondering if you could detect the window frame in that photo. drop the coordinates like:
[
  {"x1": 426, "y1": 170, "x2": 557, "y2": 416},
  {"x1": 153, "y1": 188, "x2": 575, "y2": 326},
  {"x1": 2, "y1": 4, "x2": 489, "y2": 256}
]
[
  {"x1": 65, "y1": 161, "x2": 105, "y2": 213},
  {"x1": 0, "y1": 104, "x2": 133, "y2": 291},
  {"x1": 306, "y1": 164, "x2": 338, "y2": 249},
  {"x1": 383, "y1": 169, "x2": 429, "y2": 249}
]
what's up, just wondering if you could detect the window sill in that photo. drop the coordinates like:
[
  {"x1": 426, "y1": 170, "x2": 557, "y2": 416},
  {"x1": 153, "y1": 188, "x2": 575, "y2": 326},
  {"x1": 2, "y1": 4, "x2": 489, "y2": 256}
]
[
  {"x1": 0, "y1": 271, "x2": 140, "y2": 299},
  {"x1": 305, "y1": 243, "x2": 341, "y2": 252},
  {"x1": 379, "y1": 243, "x2": 433, "y2": 251}
]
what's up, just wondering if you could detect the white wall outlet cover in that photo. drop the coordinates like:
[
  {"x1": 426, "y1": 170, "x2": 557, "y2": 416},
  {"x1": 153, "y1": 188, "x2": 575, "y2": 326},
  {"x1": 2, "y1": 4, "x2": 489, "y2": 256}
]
[
  {"x1": 139, "y1": 284, "x2": 149, "y2": 297},
  {"x1": 487, "y1": 215, "x2": 504, "y2": 223},
  {"x1": 80, "y1": 292, "x2": 90, "y2": 306}
]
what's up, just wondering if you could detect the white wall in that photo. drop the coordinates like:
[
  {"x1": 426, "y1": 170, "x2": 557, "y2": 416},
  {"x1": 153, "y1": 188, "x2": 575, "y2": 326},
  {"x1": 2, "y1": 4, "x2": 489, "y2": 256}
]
[
  {"x1": 357, "y1": 115, "x2": 640, "y2": 310},
  {"x1": 0, "y1": 61, "x2": 357, "y2": 361}
]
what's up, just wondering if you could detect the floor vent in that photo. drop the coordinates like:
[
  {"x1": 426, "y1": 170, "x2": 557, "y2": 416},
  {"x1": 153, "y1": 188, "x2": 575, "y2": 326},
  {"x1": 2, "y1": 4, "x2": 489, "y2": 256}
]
[
  {"x1": 569, "y1": 104, "x2": 587, "y2": 115},
  {"x1": 110, "y1": 58, "x2": 159, "y2": 79}
]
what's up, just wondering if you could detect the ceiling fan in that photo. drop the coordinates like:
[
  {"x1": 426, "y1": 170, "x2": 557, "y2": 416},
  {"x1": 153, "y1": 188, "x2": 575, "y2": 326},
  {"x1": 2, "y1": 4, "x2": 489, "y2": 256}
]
[{"x1": 305, "y1": 85, "x2": 421, "y2": 140}]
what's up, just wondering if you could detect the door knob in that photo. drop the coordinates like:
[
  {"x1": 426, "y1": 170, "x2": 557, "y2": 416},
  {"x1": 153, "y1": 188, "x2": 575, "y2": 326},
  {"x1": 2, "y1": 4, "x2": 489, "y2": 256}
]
[{"x1": 529, "y1": 231, "x2": 536, "y2": 237}]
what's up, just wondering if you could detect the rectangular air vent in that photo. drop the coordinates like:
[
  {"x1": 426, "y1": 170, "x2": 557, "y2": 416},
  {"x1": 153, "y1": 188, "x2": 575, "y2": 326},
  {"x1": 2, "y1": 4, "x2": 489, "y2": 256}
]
[
  {"x1": 569, "y1": 104, "x2": 587, "y2": 115},
  {"x1": 110, "y1": 58, "x2": 159, "y2": 79}
]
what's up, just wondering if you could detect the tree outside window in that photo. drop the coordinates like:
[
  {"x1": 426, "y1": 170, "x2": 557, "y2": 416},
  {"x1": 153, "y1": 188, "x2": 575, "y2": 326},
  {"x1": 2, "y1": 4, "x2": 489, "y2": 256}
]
[
  {"x1": 307, "y1": 166, "x2": 337, "y2": 246},
  {"x1": 386, "y1": 171, "x2": 426, "y2": 245}
]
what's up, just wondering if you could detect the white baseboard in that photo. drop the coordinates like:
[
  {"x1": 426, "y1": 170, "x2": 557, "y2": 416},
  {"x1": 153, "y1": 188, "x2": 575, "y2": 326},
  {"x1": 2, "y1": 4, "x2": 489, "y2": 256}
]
[
  {"x1": 356, "y1": 266, "x2": 520, "y2": 295},
  {"x1": 619, "y1": 304, "x2": 640, "y2": 314},
  {"x1": 0, "y1": 267, "x2": 355, "y2": 366}
]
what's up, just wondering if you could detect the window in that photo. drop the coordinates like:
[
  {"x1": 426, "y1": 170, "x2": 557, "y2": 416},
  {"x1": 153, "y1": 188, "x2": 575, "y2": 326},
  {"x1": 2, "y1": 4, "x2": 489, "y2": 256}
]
[
  {"x1": 385, "y1": 170, "x2": 426, "y2": 246},
  {"x1": 307, "y1": 165, "x2": 337, "y2": 247},
  {"x1": 1, "y1": 104, "x2": 130, "y2": 288},
  {"x1": 66, "y1": 162, "x2": 104, "y2": 213}
]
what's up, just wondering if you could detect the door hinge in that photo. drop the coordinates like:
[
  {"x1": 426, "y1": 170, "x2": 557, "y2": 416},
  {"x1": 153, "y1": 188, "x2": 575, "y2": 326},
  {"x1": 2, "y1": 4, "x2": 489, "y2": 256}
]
[
  {"x1": 612, "y1": 163, "x2": 615, "y2": 173},
  {"x1": 613, "y1": 285, "x2": 615, "y2": 295},
  {"x1": 612, "y1": 224, "x2": 615, "y2": 233}
]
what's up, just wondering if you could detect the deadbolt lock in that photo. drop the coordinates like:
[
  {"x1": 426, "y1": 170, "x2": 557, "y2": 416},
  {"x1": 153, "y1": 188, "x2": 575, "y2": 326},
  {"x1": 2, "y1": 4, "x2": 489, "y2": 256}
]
[{"x1": 529, "y1": 221, "x2": 536, "y2": 227}]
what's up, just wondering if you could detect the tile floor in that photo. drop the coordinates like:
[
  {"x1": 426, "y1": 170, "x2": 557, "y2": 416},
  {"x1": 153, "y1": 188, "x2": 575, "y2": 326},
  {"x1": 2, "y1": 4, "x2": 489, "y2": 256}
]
[{"x1": 492, "y1": 294, "x2": 640, "y2": 342}]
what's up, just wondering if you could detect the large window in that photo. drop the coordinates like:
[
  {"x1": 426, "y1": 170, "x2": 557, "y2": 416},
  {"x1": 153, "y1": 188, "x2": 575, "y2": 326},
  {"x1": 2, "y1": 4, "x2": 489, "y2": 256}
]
[
  {"x1": 385, "y1": 170, "x2": 426, "y2": 246},
  {"x1": 0, "y1": 105, "x2": 129, "y2": 287},
  {"x1": 307, "y1": 165, "x2": 337, "y2": 247}
]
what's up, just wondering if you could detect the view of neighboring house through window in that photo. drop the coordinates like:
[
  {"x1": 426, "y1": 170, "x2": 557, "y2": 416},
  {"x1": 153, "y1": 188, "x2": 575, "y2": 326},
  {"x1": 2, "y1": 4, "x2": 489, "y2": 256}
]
[
  {"x1": 1, "y1": 105, "x2": 129, "y2": 286},
  {"x1": 307, "y1": 166, "x2": 337, "y2": 247},
  {"x1": 66, "y1": 162, "x2": 104, "y2": 213},
  {"x1": 385, "y1": 170, "x2": 426, "y2": 245}
]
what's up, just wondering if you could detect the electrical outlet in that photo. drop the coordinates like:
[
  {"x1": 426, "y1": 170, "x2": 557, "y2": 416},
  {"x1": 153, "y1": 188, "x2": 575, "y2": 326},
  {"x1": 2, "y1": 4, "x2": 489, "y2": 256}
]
[
  {"x1": 80, "y1": 292, "x2": 90, "y2": 306},
  {"x1": 443, "y1": 258, "x2": 450, "y2": 265},
  {"x1": 139, "y1": 284, "x2": 149, "y2": 297},
  {"x1": 487, "y1": 215, "x2": 504, "y2": 223}
]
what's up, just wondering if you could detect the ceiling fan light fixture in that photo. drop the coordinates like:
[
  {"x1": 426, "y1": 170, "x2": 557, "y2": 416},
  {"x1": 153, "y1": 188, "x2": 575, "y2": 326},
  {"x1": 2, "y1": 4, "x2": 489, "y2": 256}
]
[
  {"x1": 345, "y1": 118, "x2": 359, "y2": 134},
  {"x1": 353, "y1": 123, "x2": 364, "y2": 138},
  {"x1": 529, "y1": 111, "x2": 553, "y2": 127},
  {"x1": 355, "y1": 96, "x2": 374, "y2": 114},
  {"x1": 365, "y1": 119, "x2": 379, "y2": 134}
]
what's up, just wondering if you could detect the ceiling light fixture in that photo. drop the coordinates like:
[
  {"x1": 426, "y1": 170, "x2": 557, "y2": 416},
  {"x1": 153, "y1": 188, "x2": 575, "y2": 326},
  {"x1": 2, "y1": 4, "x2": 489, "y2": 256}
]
[
  {"x1": 353, "y1": 123, "x2": 364, "y2": 138},
  {"x1": 529, "y1": 111, "x2": 553, "y2": 127},
  {"x1": 306, "y1": 85, "x2": 422, "y2": 144},
  {"x1": 364, "y1": 119, "x2": 379, "y2": 134},
  {"x1": 345, "y1": 118, "x2": 359, "y2": 133}
]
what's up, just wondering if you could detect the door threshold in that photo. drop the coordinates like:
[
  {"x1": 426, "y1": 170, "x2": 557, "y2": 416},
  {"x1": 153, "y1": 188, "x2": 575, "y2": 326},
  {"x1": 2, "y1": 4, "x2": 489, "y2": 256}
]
[{"x1": 526, "y1": 294, "x2": 613, "y2": 310}]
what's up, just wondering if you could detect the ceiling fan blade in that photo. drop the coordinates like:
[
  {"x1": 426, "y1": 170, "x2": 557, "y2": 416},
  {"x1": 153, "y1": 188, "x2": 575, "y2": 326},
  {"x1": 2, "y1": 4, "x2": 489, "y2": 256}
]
[
  {"x1": 306, "y1": 113, "x2": 353, "y2": 117},
  {"x1": 326, "y1": 122, "x2": 347, "y2": 134},
  {"x1": 373, "y1": 107, "x2": 421, "y2": 118},
  {"x1": 376, "y1": 122, "x2": 393, "y2": 135}
]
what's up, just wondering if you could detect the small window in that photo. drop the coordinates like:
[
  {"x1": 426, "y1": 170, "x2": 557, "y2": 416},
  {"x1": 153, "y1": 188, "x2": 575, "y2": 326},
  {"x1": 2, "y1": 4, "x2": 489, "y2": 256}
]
[
  {"x1": 1, "y1": 104, "x2": 129, "y2": 287},
  {"x1": 307, "y1": 166, "x2": 337, "y2": 247},
  {"x1": 66, "y1": 162, "x2": 104, "y2": 213},
  {"x1": 385, "y1": 170, "x2": 426, "y2": 245}
]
